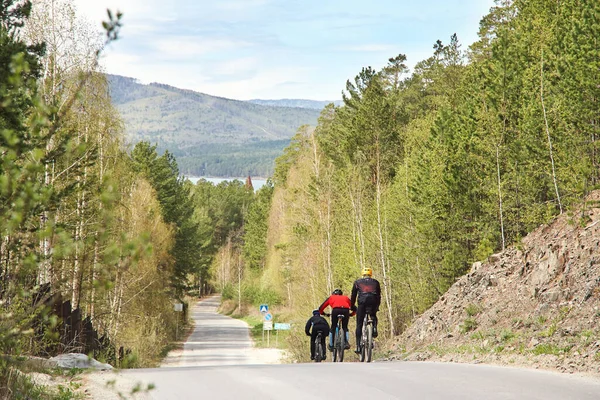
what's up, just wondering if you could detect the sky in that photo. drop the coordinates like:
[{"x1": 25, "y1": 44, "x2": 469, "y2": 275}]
[{"x1": 73, "y1": 0, "x2": 496, "y2": 101}]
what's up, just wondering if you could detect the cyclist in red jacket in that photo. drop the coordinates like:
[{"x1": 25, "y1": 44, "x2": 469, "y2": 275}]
[{"x1": 318, "y1": 289, "x2": 353, "y2": 351}]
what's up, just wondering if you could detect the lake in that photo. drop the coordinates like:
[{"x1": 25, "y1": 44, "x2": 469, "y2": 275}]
[{"x1": 185, "y1": 176, "x2": 267, "y2": 191}]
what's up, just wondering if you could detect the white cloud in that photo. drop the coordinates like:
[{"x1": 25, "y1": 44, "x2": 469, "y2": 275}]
[{"x1": 151, "y1": 37, "x2": 254, "y2": 60}]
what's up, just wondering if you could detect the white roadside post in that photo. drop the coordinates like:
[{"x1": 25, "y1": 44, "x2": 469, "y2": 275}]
[{"x1": 174, "y1": 303, "x2": 183, "y2": 340}]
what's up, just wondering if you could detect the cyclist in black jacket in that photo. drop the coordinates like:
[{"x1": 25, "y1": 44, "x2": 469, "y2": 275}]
[
  {"x1": 305, "y1": 309, "x2": 330, "y2": 360},
  {"x1": 351, "y1": 267, "x2": 381, "y2": 354}
]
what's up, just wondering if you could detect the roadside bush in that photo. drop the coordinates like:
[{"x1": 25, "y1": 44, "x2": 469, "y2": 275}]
[
  {"x1": 242, "y1": 284, "x2": 282, "y2": 306},
  {"x1": 221, "y1": 283, "x2": 235, "y2": 300}
]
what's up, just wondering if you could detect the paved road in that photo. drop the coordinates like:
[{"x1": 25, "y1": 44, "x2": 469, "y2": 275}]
[
  {"x1": 106, "y1": 296, "x2": 600, "y2": 399},
  {"x1": 123, "y1": 361, "x2": 600, "y2": 400},
  {"x1": 160, "y1": 295, "x2": 280, "y2": 367}
]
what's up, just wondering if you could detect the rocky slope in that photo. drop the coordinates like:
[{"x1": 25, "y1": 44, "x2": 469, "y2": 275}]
[{"x1": 392, "y1": 192, "x2": 600, "y2": 376}]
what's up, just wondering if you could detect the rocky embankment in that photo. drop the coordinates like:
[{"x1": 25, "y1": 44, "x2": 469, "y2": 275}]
[{"x1": 393, "y1": 192, "x2": 600, "y2": 376}]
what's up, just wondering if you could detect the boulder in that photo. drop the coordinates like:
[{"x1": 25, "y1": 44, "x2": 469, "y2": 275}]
[{"x1": 49, "y1": 353, "x2": 113, "y2": 370}]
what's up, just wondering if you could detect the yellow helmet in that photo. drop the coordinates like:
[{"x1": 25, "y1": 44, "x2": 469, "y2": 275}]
[{"x1": 361, "y1": 267, "x2": 372, "y2": 277}]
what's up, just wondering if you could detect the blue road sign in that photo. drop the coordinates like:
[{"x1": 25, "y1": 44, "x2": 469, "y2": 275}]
[
  {"x1": 264, "y1": 313, "x2": 273, "y2": 321},
  {"x1": 259, "y1": 304, "x2": 268, "y2": 313}
]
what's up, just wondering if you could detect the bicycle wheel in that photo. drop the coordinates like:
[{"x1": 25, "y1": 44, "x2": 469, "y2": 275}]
[
  {"x1": 359, "y1": 316, "x2": 367, "y2": 362},
  {"x1": 315, "y1": 336, "x2": 323, "y2": 363},
  {"x1": 332, "y1": 329, "x2": 338, "y2": 362},
  {"x1": 366, "y1": 323, "x2": 373, "y2": 363},
  {"x1": 336, "y1": 329, "x2": 345, "y2": 362}
]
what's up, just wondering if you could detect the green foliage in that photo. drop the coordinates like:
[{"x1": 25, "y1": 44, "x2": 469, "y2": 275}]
[
  {"x1": 221, "y1": 283, "x2": 235, "y2": 301},
  {"x1": 241, "y1": 284, "x2": 282, "y2": 306},
  {"x1": 130, "y1": 141, "x2": 201, "y2": 294},
  {"x1": 250, "y1": 0, "x2": 600, "y2": 347},
  {"x1": 243, "y1": 182, "x2": 274, "y2": 270}
]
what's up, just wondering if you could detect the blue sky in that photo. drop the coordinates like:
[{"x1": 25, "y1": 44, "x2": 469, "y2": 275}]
[{"x1": 75, "y1": 0, "x2": 496, "y2": 100}]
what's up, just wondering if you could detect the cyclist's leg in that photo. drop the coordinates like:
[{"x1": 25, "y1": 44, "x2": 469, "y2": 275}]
[
  {"x1": 339, "y1": 308, "x2": 350, "y2": 349},
  {"x1": 370, "y1": 299, "x2": 380, "y2": 337},
  {"x1": 310, "y1": 331, "x2": 318, "y2": 359},
  {"x1": 372, "y1": 311, "x2": 379, "y2": 337},
  {"x1": 355, "y1": 303, "x2": 366, "y2": 353},
  {"x1": 329, "y1": 311, "x2": 339, "y2": 350}
]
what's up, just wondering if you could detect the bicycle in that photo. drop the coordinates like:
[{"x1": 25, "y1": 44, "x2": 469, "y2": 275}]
[
  {"x1": 314, "y1": 330, "x2": 325, "y2": 362},
  {"x1": 358, "y1": 307, "x2": 375, "y2": 363},
  {"x1": 330, "y1": 313, "x2": 347, "y2": 362}
]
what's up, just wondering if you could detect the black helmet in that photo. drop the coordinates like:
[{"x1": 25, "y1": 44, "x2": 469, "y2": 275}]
[
  {"x1": 332, "y1": 289, "x2": 343, "y2": 295},
  {"x1": 312, "y1": 309, "x2": 320, "y2": 316}
]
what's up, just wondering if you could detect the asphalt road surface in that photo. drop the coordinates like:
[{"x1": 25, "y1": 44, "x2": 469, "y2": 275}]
[
  {"x1": 106, "y1": 296, "x2": 600, "y2": 399},
  {"x1": 159, "y1": 295, "x2": 281, "y2": 367}
]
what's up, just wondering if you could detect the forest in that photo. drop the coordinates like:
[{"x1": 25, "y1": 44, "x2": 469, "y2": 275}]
[
  {"x1": 214, "y1": 0, "x2": 600, "y2": 358},
  {"x1": 0, "y1": 0, "x2": 259, "y2": 396},
  {"x1": 0, "y1": 0, "x2": 599, "y2": 395}
]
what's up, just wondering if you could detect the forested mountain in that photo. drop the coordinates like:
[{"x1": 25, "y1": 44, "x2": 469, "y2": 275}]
[
  {"x1": 248, "y1": 99, "x2": 343, "y2": 109},
  {"x1": 107, "y1": 75, "x2": 321, "y2": 177}
]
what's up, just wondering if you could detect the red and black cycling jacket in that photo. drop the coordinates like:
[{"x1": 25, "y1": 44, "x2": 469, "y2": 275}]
[
  {"x1": 318, "y1": 294, "x2": 352, "y2": 314},
  {"x1": 351, "y1": 277, "x2": 382, "y2": 307}
]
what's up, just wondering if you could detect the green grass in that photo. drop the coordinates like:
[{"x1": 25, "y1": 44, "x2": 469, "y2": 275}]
[
  {"x1": 465, "y1": 303, "x2": 481, "y2": 317},
  {"x1": 460, "y1": 317, "x2": 478, "y2": 334},
  {"x1": 531, "y1": 343, "x2": 571, "y2": 356}
]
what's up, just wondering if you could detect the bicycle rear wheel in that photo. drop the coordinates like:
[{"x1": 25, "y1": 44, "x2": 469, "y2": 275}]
[
  {"x1": 359, "y1": 316, "x2": 367, "y2": 362},
  {"x1": 336, "y1": 330, "x2": 345, "y2": 362},
  {"x1": 366, "y1": 324, "x2": 373, "y2": 362},
  {"x1": 315, "y1": 338, "x2": 323, "y2": 363}
]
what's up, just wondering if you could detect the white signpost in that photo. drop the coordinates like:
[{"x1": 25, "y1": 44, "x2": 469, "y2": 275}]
[
  {"x1": 174, "y1": 303, "x2": 183, "y2": 340},
  {"x1": 262, "y1": 310, "x2": 273, "y2": 346}
]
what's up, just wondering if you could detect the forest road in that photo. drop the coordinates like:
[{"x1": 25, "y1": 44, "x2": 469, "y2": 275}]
[{"x1": 86, "y1": 296, "x2": 600, "y2": 399}]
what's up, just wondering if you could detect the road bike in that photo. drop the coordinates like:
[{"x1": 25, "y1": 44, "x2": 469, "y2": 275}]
[
  {"x1": 359, "y1": 308, "x2": 375, "y2": 363},
  {"x1": 314, "y1": 331, "x2": 325, "y2": 362}
]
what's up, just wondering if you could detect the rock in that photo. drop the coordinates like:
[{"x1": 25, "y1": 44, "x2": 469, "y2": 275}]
[
  {"x1": 528, "y1": 338, "x2": 539, "y2": 348},
  {"x1": 489, "y1": 254, "x2": 501, "y2": 263},
  {"x1": 49, "y1": 353, "x2": 113, "y2": 370}
]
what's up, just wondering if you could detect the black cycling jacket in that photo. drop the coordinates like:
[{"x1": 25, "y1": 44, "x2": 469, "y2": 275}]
[
  {"x1": 350, "y1": 277, "x2": 382, "y2": 308},
  {"x1": 305, "y1": 315, "x2": 330, "y2": 336}
]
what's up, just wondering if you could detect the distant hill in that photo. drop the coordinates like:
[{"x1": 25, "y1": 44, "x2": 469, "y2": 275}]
[
  {"x1": 107, "y1": 75, "x2": 322, "y2": 177},
  {"x1": 248, "y1": 99, "x2": 342, "y2": 109}
]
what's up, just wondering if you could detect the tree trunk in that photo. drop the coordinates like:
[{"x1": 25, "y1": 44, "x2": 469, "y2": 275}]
[{"x1": 540, "y1": 49, "x2": 563, "y2": 214}]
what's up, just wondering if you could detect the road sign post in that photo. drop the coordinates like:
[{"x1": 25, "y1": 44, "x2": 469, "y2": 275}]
[
  {"x1": 263, "y1": 312, "x2": 273, "y2": 346},
  {"x1": 174, "y1": 303, "x2": 183, "y2": 340}
]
